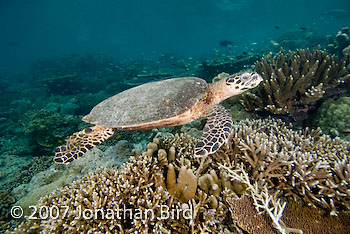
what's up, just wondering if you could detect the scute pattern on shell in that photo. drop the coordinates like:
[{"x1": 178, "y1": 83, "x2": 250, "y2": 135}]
[{"x1": 83, "y1": 77, "x2": 208, "y2": 128}]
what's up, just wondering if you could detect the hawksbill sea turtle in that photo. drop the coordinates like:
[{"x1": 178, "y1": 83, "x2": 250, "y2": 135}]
[{"x1": 54, "y1": 71, "x2": 263, "y2": 164}]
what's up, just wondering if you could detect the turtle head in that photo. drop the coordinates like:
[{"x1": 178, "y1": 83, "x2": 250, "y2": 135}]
[
  {"x1": 224, "y1": 71, "x2": 263, "y2": 96},
  {"x1": 209, "y1": 71, "x2": 263, "y2": 104}
]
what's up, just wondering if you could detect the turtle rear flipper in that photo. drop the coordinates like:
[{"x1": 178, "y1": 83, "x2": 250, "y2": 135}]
[
  {"x1": 194, "y1": 105, "x2": 233, "y2": 157},
  {"x1": 54, "y1": 126, "x2": 114, "y2": 164}
]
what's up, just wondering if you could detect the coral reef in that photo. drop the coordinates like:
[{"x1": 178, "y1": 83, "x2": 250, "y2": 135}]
[
  {"x1": 29, "y1": 53, "x2": 123, "y2": 96},
  {"x1": 274, "y1": 28, "x2": 323, "y2": 51},
  {"x1": 226, "y1": 195, "x2": 350, "y2": 234},
  {"x1": 226, "y1": 195, "x2": 278, "y2": 234},
  {"x1": 282, "y1": 198, "x2": 350, "y2": 234},
  {"x1": 12, "y1": 140, "x2": 231, "y2": 233},
  {"x1": 327, "y1": 27, "x2": 350, "y2": 58},
  {"x1": 20, "y1": 109, "x2": 81, "y2": 154},
  {"x1": 198, "y1": 54, "x2": 259, "y2": 80},
  {"x1": 312, "y1": 97, "x2": 350, "y2": 140},
  {"x1": 10, "y1": 118, "x2": 350, "y2": 233},
  {"x1": 12, "y1": 140, "x2": 131, "y2": 216},
  {"x1": 0, "y1": 190, "x2": 16, "y2": 231},
  {"x1": 0, "y1": 155, "x2": 52, "y2": 192},
  {"x1": 218, "y1": 118, "x2": 350, "y2": 215},
  {"x1": 241, "y1": 46, "x2": 350, "y2": 123}
]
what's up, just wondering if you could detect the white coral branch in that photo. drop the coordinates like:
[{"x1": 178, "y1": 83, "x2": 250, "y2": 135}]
[{"x1": 219, "y1": 163, "x2": 302, "y2": 234}]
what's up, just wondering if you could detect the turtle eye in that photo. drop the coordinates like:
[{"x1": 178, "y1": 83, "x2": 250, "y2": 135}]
[
  {"x1": 240, "y1": 73, "x2": 251, "y2": 82},
  {"x1": 225, "y1": 76, "x2": 238, "y2": 84}
]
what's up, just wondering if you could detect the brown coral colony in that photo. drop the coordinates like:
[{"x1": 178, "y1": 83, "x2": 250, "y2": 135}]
[{"x1": 241, "y1": 46, "x2": 350, "y2": 122}]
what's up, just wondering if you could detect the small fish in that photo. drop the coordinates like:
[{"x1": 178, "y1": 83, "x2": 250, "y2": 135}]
[
  {"x1": 266, "y1": 52, "x2": 273, "y2": 59},
  {"x1": 270, "y1": 40, "x2": 279, "y2": 46},
  {"x1": 299, "y1": 27, "x2": 307, "y2": 31},
  {"x1": 219, "y1": 40, "x2": 234, "y2": 47},
  {"x1": 274, "y1": 26, "x2": 280, "y2": 29},
  {"x1": 242, "y1": 51, "x2": 247, "y2": 55}
]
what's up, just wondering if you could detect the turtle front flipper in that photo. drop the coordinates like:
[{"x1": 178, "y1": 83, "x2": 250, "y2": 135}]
[
  {"x1": 53, "y1": 126, "x2": 114, "y2": 164},
  {"x1": 194, "y1": 105, "x2": 233, "y2": 157}
]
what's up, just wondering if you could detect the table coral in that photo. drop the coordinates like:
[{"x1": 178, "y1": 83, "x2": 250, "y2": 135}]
[{"x1": 240, "y1": 46, "x2": 350, "y2": 123}]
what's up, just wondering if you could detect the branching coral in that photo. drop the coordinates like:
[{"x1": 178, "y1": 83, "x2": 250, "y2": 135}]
[
  {"x1": 12, "y1": 118, "x2": 350, "y2": 233},
  {"x1": 13, "y1": 138, "x2": 233, "y2": 233},
  {"x1": 217, "y1": 118, "x2": 350, "y2": 215},
  {"x1": 220, "y1": 164, "x2": 299, "y2": 234},
  {"x1": 240, "y1": 46, "x2": 350, "y2": 122}
]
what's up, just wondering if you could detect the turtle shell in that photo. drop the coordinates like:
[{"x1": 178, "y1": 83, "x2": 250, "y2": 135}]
[{"x1": 83, "y1": 77, "x2": 208, "y2": 130}]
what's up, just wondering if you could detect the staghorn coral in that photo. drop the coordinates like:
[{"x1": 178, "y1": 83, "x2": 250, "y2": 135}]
[
  {"x1": 12, "y1": 118, "x2": 350, "y2": 233},
  {"x1": 241, "y1": 46, "x2": 350, "y2": 122},
  {"x1": 216, "y1": 118, "x2": 350, "y2": 216},
  {"x1": 158, "y1": 133, "x2": 262, "y2": 231},
  {"x1": 12, "y1": 141, "x2": 130, "y2": 217},
  {"x1": 12, "y1": 138, "x2": 234, "y2": 233}
]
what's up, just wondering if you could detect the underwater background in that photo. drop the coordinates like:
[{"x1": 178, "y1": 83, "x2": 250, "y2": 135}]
[{"x1": 1, "y1": 0, "x2": 350, "y2": 233}]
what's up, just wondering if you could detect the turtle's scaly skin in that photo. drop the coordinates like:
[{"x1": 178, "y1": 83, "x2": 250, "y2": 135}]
[
  {"x1": 54, "y1": 126, "x2": 114, "y2": 164},
  {"x1": 194, "y1": 105, "x2": 233, "y2": 157}
]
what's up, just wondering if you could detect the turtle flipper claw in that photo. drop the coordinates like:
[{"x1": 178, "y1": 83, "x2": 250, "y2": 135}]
[
  {"x1": 53, "y1": 126, "x2": 114, "y2": 164},
  {"x1": 194, "y1": 105, "x2": 233, "y2": 157}
]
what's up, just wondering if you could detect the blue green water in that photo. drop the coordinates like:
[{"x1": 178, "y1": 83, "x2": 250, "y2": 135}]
[
  {"x1": 0, "y1": 0, "x2": 349, "y2": 75},
  {"x1": 0, "y1": 0, "x2": 349, "y2": 233}
]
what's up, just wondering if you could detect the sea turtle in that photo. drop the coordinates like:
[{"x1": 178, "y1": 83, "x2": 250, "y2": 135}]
[{"x1": 54, "y1": 71, "x2": 263, "y2": 164}]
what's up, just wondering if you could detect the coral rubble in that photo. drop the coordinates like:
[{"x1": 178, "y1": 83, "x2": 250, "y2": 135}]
[{"x1": 241, "y1": 46, "x2": 350, "y2": 123}]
